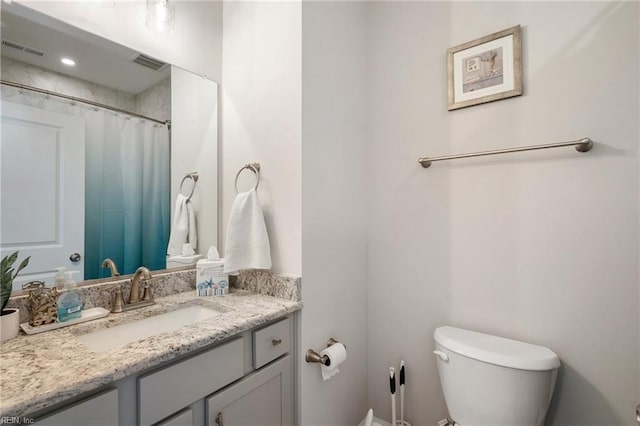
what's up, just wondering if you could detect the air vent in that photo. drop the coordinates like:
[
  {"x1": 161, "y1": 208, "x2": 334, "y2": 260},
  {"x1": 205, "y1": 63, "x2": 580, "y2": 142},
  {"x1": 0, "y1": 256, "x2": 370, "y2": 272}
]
[
  {"x1": 1, "y1": 39, "x2": 45, "y2": 57},
  {"x1": 131, "y1": 53, "x2": 167, "y2": 71}
]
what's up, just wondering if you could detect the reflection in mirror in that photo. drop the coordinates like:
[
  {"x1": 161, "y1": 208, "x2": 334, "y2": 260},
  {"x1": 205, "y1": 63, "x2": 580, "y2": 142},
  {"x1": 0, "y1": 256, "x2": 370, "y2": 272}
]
[{"x1": 0, "y1": 3, "x2": 218, "y2": 291}]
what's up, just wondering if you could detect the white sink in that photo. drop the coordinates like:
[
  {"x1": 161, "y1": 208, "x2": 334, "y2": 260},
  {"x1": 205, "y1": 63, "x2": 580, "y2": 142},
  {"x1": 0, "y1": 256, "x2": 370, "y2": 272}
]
[{"x1": 77, "y1": 305, "x2": 223, "y2": 352}]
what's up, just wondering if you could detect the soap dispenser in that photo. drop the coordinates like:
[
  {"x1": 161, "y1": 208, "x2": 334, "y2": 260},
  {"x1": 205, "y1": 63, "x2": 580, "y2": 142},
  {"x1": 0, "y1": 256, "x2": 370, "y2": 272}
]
[
  {"x1": 54, "y1": 267, "x2": 66, "y2": 287},
  {"x1": 57, "y1": 271, "x2": 84, "y2": 322}
]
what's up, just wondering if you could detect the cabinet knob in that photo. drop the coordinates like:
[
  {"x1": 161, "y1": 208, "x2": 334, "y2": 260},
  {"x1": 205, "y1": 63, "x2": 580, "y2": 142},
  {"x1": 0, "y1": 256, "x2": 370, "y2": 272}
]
[
  {"x1": 272, "y1": 338, "x2": 282, "y2": 346},
  {"x1": 216, "y1": 412, "x2": 223, "y2": 426}
]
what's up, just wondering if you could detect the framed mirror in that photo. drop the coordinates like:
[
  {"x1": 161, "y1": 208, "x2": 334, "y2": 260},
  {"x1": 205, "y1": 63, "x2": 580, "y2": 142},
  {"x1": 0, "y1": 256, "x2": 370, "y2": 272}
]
[{"x1": 0, "y1": 2, "x2": 219, "y2": 291}]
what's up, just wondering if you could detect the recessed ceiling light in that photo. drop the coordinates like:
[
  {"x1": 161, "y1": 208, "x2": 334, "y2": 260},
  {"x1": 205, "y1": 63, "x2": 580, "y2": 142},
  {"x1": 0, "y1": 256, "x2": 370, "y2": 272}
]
[{"x1": 61, "y1": 58, "x2": 75, "y2": 66}]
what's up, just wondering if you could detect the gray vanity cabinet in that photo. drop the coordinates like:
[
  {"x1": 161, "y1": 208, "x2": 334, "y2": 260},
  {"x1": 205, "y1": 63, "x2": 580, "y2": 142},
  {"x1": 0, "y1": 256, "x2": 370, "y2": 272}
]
[
  {"x1": 138, "y1": 337, "x2": 245, "y2": 426},
  {"x1": 36, "y1": 388, "x2": 119, "y2": 426},
  {"x1": 33, "y1": 315, "x2": 294, "y2": 426},
  {"x1": 206, "y1": 355, "x2": 292, "y2": 426},
  {"x1": 156, "y1": 408, "x2": 194, "y2": 426},
  {"x1": 203, "y1": 317, "x2": 294, "y2": 426}
]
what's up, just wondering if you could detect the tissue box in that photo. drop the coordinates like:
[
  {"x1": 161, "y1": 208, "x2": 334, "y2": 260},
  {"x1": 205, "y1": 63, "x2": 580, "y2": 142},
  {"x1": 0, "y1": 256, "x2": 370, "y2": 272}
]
[{"x1": 196, "y1": 259, "x2": 229, "y2": 296}]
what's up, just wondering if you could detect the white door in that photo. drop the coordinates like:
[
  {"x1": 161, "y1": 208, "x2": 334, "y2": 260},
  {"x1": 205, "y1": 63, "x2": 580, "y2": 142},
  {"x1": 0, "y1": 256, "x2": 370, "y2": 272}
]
[{"x1": 1, "y1": 100, "x2": 85, "y2": 290}]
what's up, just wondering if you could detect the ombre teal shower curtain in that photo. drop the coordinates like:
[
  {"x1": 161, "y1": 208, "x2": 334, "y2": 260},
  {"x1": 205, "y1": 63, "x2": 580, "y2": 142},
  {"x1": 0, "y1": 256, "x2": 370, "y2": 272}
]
[
  {"x1": 84, "y1": 112, "x2": 170, "y2": 278},
  {"x1": 2, "y1": 86, "x2": 170, "y2": 280}
]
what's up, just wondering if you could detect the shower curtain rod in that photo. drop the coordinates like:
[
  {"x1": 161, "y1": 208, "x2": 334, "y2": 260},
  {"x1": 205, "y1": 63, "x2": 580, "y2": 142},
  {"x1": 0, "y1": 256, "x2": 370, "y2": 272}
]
[{"x1": 1, "y1": 79, "x2": 169, "y2": 126}]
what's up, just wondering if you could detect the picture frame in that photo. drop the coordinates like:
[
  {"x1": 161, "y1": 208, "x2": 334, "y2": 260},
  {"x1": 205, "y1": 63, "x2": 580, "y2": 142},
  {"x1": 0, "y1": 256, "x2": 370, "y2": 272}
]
[{"x1": 447, "y1": 25, "x2": 522, "y2": 111}]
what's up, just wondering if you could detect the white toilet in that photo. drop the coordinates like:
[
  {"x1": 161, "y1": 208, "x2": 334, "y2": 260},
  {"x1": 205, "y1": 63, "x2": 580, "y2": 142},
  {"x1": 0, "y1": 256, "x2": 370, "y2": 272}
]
[{"x1": 433, "y1": 326, "x2": 560, "y2": 426}]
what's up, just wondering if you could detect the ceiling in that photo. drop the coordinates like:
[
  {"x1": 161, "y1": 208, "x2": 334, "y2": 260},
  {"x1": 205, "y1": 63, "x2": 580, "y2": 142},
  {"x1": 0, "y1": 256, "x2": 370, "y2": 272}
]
[{"x1": 1, "y1": 3, "x2": 170, "y2": 95}]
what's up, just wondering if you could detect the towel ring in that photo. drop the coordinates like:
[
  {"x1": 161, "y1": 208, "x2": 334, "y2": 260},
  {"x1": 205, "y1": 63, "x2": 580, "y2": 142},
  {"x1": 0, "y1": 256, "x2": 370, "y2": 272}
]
[
  {"x1": 180, "y1": 172, "x2": 199, "y2": 200},
  {"x1": 235, "y1": 163, "x2": 260, "y2": 193}
]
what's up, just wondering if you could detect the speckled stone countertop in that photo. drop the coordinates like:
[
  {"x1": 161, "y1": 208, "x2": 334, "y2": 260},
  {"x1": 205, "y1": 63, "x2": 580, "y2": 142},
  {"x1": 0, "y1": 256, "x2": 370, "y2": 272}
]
[{"x1": 0, "y1": 284, "x2": 301, "y2": 417}]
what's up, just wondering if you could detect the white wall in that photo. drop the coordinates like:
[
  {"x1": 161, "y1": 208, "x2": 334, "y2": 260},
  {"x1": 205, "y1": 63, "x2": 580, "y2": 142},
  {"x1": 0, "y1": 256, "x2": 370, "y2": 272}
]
[
  {"x1": 301, "y1": 2, "x2": 369, "y2": 425},
  {"x1": 19, "y1": 0, "x2": 222, "y2": 82},
  {"x1": 171, "y1": 67, "x2": 218, "y2": 256},
  {"x1": 220, "y1": 1, "x2": 301, "y2": 275},
  {"x1": 366, "y1": 2, "x2": 639, "y2": 425}
]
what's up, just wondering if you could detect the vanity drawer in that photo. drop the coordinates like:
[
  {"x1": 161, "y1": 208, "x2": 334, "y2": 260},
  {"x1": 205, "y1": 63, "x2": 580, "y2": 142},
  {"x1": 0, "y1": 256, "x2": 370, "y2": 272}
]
[
  {"x1": 253, "y1": 317, "x2": 291, "y2": 369},
  {"x1": 138, "y1": 337, "x2": 244, "y2": 426}
]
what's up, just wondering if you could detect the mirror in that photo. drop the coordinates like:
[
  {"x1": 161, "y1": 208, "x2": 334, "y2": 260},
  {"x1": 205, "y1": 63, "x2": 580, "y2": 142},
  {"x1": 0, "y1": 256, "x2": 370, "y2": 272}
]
[{"x1": 0, "y1": 3, "x2": 219, "y2": 292}]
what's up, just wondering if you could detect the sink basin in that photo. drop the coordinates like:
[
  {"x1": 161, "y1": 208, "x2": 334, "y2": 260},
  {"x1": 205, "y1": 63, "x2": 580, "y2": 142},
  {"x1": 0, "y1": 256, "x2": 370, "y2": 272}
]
[{"x1": 77, "y1": 305, "x2": 223, "y2": 352}]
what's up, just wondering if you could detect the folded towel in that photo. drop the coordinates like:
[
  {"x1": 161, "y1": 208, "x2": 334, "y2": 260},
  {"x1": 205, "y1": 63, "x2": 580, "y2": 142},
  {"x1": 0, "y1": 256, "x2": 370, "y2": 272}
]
[
  {"x1": 167, "y1": 194, "x2": 197, "y2": 256},
  {"x1": 224, "y1": 189, "x2": 271, "y2": 274}
]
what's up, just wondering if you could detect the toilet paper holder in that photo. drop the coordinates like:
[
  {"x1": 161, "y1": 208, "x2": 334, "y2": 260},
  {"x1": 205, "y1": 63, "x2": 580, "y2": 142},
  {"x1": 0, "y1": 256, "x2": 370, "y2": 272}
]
[{"x1": 305, "y1": 338, "x2": 345, "y2": 366}]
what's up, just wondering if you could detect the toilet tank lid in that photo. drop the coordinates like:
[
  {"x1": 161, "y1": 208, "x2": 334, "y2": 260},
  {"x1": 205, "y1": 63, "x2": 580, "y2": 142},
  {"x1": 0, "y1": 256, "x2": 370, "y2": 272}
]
[{"x1": 434, "y1": 326, "x2": 560, "y2": 371}]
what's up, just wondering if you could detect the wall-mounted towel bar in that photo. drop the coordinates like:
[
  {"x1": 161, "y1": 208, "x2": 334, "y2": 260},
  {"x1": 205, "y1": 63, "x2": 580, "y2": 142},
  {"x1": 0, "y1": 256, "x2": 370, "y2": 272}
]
[{"x1": 418, "y1": 137, "x2": 593, "y2": 168}]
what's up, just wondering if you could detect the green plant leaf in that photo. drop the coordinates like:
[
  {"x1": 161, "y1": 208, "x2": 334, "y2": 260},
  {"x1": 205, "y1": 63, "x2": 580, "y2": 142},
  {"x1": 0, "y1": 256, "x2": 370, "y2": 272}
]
[
  {"x1": 14, "y1": 257, "x2": 30, "y2": 278},
  {"x1": 0, "y1": 251, "x2": 29, "y2": 313},
  {"x1": 1, "y1": 253, "x2": 19, "y2": 282}
]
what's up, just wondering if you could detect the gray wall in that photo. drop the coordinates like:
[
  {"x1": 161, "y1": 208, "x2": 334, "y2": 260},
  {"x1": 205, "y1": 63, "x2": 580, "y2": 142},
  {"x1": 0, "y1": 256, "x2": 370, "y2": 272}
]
[
  {"x1": 366, "y1": 2, "x2": 639, "y2": 425},
  {"x1": 301, "y1": 2, "x2": 369, "y2": 425}
]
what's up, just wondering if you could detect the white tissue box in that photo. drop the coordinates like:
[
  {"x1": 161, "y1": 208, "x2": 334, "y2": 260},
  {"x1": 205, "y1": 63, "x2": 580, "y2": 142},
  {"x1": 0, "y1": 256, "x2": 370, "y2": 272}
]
[{"x1": 196, "y1": 259, "x2": 229, "y2": 296}]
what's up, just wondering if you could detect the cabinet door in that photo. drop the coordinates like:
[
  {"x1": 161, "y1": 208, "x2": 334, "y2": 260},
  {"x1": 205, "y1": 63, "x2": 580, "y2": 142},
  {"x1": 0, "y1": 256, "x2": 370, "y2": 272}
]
[
  {"x1": 207, "y1": 355, "x2": 292, "y2": 426},
  {"x1": 139, "y1": 337, "x2": 244, "y2": 426},
  {"x1": 37, "y1": 388, "x2": 118, "y2": 426},
  {"x1": 156, "y1": 407, "x2": 193, "y2": 426}
]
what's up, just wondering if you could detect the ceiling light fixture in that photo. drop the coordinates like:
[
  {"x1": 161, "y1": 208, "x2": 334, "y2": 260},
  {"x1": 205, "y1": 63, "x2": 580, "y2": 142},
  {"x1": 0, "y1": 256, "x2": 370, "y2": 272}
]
[
  {"x1": 145, "y1": 0, "x2": 174, "y2": 35},
  {"x1": 61, "y1": 57, "x2": 76, "y2": 66}
]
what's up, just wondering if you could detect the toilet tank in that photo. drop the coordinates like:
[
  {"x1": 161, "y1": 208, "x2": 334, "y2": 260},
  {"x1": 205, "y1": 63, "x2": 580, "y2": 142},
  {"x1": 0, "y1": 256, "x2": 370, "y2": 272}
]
[{"x1": 433, "y1": 326, "x2": 560, "y2": 426}]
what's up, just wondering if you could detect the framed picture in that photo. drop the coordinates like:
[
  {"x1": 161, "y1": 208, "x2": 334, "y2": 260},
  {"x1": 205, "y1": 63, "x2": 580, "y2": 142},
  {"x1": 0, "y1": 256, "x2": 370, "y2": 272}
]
[{"x1": 447, "y1": 25, "x2": 522, "y2": 111}]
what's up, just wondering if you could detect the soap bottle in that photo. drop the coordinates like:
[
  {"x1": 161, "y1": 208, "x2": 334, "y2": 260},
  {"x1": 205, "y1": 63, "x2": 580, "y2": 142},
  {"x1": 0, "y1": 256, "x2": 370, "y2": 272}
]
[
  {"x1": 54, "y1": 267, "x2": 66, "y2": 287},
  {"x1": 57, "y1": 271, "x2": 84, "y2": 322}
]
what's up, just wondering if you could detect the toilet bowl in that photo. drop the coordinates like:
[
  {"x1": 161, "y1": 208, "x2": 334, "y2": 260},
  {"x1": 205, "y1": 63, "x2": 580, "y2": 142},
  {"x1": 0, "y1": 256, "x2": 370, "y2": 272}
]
[{"x1": 433, "y1": 326, "x2": 560, "y2": 426}]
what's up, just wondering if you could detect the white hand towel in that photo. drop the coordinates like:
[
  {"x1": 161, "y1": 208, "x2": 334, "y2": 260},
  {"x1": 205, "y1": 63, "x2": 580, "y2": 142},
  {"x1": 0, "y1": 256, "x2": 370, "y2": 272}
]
[
  {"x1": 167, "y1": 194, "x2": 197, "y2": 256},
  {"x1": 224, "y1": 189, "x2": 271, "y2": 274}
]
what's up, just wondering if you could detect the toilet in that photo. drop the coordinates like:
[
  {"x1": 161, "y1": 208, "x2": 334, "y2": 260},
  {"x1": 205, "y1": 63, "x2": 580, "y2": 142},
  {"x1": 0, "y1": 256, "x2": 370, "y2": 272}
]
[{"x1": 433, "y1": 326, "x2": 560, "y2": 426}]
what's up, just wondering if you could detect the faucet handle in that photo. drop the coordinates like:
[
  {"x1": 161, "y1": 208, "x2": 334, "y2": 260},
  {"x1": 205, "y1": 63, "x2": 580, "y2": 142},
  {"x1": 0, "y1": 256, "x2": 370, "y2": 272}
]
[
  {"x1": 112, "y1": 285, "x2": 125, "y2": 313},
  {"x1": 142, "y1": 282, "x2": 154, "y2": 302}
]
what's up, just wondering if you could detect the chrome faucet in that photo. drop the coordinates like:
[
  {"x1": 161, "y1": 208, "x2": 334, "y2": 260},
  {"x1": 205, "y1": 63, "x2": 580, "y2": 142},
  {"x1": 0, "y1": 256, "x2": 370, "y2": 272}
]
[
  {"x1": 111, "y1": 266, "x2": 154, "y2": 313},
  {"x1": 101, "y1": 258, "x2": 120, "y2": 277}
]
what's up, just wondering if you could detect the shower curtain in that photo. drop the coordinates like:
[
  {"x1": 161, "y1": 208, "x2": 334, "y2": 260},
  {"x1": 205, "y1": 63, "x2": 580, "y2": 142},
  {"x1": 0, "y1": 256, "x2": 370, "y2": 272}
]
[{"x1": 2, "y1": 86, "x2": 170, "y2": 279}]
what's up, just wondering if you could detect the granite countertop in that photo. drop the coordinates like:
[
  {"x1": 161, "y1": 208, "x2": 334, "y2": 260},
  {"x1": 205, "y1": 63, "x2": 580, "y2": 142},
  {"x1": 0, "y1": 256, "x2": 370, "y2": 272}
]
[{"x1": 0, "y1": 289, "x2": 302, "y2": 417}]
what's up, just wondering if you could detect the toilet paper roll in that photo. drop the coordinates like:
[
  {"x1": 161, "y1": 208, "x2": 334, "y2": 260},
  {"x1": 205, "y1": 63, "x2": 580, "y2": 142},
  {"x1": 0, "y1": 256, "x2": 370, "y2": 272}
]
[{"x1": 320, "y1": 343, "x2": 347, "y2": 381}]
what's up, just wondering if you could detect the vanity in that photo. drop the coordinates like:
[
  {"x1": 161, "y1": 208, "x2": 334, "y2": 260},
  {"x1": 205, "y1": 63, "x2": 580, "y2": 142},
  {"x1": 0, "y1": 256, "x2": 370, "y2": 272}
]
[{"x1": 0, "y1": 271, "x2": 302, "y2": 425}]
